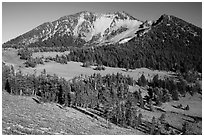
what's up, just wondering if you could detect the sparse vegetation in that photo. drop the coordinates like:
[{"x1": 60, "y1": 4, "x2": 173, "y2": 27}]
[
  {"x1": 18, "y1": 48, "x2": 32, "y2": 60},
  {"x1": 82, "y1": 61, "x2": 91, "y2": 68},
  {"x1": 24, "y1": 57, "x2": 44, "y2": 68},
  {"x1": 93, "y1": 65, "x2": 105, "y2": 71}
]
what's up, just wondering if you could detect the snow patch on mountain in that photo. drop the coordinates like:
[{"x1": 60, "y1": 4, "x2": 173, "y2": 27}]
[
  {"x1": 119, "y1": 37, "x2": 133, "y2": 44},
  {"x1": 93, "y1": 16, "x2": 113, "y2": 36},
  {"x1": 73, "y1": 14, "x2": 85, "y2": 36},
  {"x1": 107, "y1": 25, "x2": 139, "y2": 44}
]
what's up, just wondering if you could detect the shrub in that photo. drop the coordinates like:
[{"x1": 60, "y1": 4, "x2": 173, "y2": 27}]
[
  {"x1": 184, "y1": 105, "x2": 190, "y2": 110},
  {"x1": 82, "y1": 61, "x2": 91, "y2": 67},
  {"x1": 138, "y1": 74, "x2": 147, "y2": 87},
  {"x1": 158, "y1": 113, "x2": 166, "y2": 124},
  {"x1": 24, "y1": 57, "x2": 44, "y2": 68},
  {"x1": 25, "y1": 58, "x2": 37, "y2": 68},
  {"x1": 94, "y1": 65, "x2": 105, "y2": 71},
  {"x1": 171, "y1": 89, "x2": 179, "y2": 101},
  {"x1": 150, "y1": 116, "x2": 156, "y2": 134},
  {"x1": 18, "y1": 48, "x2": 32, "y2": 60},
  {"x1": 138, "y1": 113, "x2": 143, "y2": 125}
]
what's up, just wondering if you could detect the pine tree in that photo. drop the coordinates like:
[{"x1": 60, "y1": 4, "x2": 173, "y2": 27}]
[
  {"x1": 2, "y1": 63, "x2": 11, "y2": 90},
  {"x1": 149, "y1": 99, "x2": 154, "y2": 111},
  {"x1": 130, "y1": 107, "x2": 137, "y2": 128},
  {"x1": 162, "y1": 89, "x2": 171, "y2": 102},
  {"x1": 16, "y1": 70, "x2": 25, "y2": 95},
  {"x1": 125, "y1": 100, "x2": 132, "y2": 126},
  {"x1": 185, "y1": 105, "x2": 190, "y2": 110},
  {"x1": 159, "y1": 113, "x2": 166, "y2": 124},
  {"x1": 172, "y1": 89, "x2": 179, "y2": 101},
  {"x1": 58, "y1": 84, "x2": 64, "y2": 104},
  {"x1": 152, "y1": 74, "x2": 159, "y2": 87},
  {"x1": 138, "y1": 74, "x2": 147, "y2": 87},
  {"x1": 5, "y1": 79, "x2": 11, "y2": 93},
  {"x1": 120, "y1": 102, "x2": 126, "y2": 126},
  {"x1": 182, "y1": 122, "x2": 187, "y2": 135},
  {"x1": 150, "y1": 116, "x2": 156, "y2": 134},
  {"x1": 141, "y1": 74, "x2": 147, "y2": 86},
  {"x1": 138, "y1": 90, "x2": 144, "y2": 108},
  {"x1": 134, "y1": 115, "x2": 139, "y2": 128},
  {"x1": 138, "y1": 113, "x2": 143, "y2": 125},
  {"x1": 10, "y1": 65, "x2": 15, "y2": 76},
  {"x1": 147, "y1": 87, "x2": 154, "y2": 99}
]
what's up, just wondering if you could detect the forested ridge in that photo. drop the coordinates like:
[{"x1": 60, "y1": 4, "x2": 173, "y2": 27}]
[{"x1": 67, "y1": 15, "x2": 202, "y2": 73}]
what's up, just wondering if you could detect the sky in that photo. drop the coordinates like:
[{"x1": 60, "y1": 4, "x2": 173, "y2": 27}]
[{"x1": 2, "y1": 2, "x2": 202, "y2": 43}]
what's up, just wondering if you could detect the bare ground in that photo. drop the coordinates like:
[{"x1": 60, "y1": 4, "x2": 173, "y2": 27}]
[{"x1": 2, "y1": 48, "x2": 25, "y2": 68}]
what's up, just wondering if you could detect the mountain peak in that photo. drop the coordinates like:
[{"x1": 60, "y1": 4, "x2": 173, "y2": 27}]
[
  {"x1": 4, "y1": 11, "x2": 200, "y2": 49},
  {"x1": 4, "y1": 10, "x2": 144, "y2": 47},
  {"x1": 75, "y1": 10, "x2": 93, "y2": 16},
  {"x1": 113, "y1": 11, "x2": 136, "y2": 20}
]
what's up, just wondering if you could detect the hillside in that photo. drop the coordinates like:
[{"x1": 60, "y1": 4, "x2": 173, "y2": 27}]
[
  {"x1": 2, "y1": 91, "x2": 144, "y2": 135},
  {"x1": 2, "y1": 81, "x2": 202, "y2": 135},
  {"x1": 2, "y1": 48, "x2": 25, "y2": 68}
]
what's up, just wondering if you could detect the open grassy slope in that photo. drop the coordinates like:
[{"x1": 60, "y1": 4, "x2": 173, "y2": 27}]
[
  {"x1": 2, "y1": 91, "x2": 144, "y2": 135},
  {"x1": 21, "y1": 61, "x2": 175, "y2": 81},
  {"x1": 2, "y1": 48, "x2": 25, "y2": 68},
  {"x1": 140, "y1": 92, "x2": 202, "y2": 134},
  {"x1": 2, "y1": 90, "x2": 202, "y2": 135}
]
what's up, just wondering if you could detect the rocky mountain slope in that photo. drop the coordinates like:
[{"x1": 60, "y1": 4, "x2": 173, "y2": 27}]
[{"x1": 4, "y1": 11, "x2": 150, "y2": 47}]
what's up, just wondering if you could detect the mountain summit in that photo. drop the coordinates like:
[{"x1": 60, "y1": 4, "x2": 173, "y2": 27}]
[{"x1": 4, "y1": 11, "x2": 147, "y2": 47}]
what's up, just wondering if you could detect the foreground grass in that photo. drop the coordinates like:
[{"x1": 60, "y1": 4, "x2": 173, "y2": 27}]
[{"x1": 2, "y1": 91, "x2": 143, "y2": 135}]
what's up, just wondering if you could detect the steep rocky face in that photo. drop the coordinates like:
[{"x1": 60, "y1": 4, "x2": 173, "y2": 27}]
[{"x1": 4, "y1": 11, "x2": 145, "y2": 47}]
